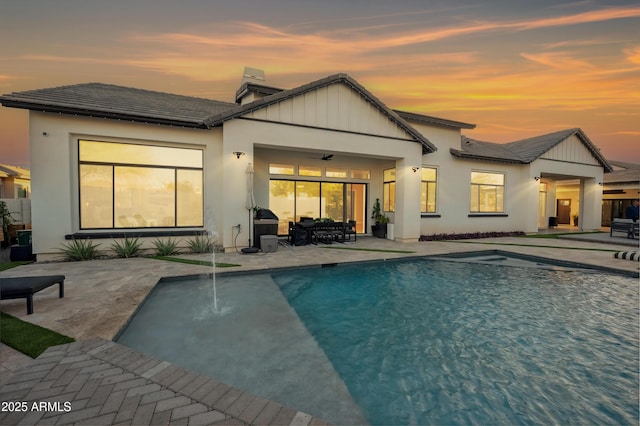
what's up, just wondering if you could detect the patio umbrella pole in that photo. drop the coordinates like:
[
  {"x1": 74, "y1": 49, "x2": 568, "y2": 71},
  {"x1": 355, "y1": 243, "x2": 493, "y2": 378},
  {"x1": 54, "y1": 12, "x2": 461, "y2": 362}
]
[{"x1": 241, "y1": 162, "x2": 259, "y2": 254}]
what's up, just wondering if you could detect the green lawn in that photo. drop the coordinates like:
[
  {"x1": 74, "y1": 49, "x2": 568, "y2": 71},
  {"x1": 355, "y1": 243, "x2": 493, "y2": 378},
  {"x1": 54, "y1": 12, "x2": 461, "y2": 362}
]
[
  {"x1": 0, "y1": 260, "x2": 32, "y2": 271},
  {"x1": 0, "y1": 312, "x2": 75, "y2": 358}
]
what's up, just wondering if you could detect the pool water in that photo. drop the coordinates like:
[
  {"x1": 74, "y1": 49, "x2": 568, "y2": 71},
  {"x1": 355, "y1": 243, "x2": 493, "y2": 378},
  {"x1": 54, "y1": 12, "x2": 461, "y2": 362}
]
[{"x1": 273, "y1": 258, "x2": 639, "y2": 425}]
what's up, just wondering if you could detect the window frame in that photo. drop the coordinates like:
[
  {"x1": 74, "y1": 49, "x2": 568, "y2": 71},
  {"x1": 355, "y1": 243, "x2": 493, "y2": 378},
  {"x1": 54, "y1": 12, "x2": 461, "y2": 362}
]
[
  {"x1": 469, "y1": 171, "x2": 505, "y2": 214},
  {"x1": 78, "y1": 139, "x2": 204, "y2": 230},
  {"x1": 383, "y1": 168, "x2": 396, "y2": 213},
  {"x1": 421, "y1": 166, "x2": 437, "y2": 213}
]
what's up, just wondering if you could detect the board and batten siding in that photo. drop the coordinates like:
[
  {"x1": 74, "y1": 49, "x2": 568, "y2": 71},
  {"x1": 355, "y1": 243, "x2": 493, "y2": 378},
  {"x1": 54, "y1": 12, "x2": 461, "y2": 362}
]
[
  {"x1": 541, "y1": 134, "x2": 600, "y2": 166},
  {"x1": 245, "y1": 83, "x2": 410, "y2": 140}
]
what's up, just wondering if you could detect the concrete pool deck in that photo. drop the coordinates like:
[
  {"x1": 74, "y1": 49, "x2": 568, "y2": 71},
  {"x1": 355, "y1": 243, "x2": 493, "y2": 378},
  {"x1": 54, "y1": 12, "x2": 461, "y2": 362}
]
[{"x1": 1, "y1": 233, "x2": 638, "y2": 425}]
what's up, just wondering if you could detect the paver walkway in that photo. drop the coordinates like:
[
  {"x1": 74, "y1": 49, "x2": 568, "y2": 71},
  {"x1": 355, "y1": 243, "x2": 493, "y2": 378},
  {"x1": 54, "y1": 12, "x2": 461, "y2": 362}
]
[{"x1": 0, "y1": 339, "x2": 326, "y2": 426}]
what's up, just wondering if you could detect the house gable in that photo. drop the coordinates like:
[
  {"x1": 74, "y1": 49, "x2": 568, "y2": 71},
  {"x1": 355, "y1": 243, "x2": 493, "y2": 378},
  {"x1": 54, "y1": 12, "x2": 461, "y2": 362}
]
[
  {"x1": 452, "y1": 128, "x2": 612, "y2": 171},
  {"x1": 205, "y1": 74, "x2": 437, "y2": 154},
  {"x1": 244, "y1": 82, "x2": 410, "y2": 140},
  {"x1": 539, "y1": 134, "x2": 601, "y2": 166}
]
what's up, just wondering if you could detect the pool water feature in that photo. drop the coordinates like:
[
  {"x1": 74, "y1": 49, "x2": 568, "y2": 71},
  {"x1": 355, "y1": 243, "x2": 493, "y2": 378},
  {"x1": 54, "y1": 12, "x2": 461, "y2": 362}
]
[{"x1": 117, "y1": 254, "x2": 639, "y2": 425}]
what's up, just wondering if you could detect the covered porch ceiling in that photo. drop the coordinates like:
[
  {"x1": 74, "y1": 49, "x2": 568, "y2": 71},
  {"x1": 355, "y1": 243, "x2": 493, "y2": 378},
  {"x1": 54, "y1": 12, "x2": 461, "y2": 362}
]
[{"x1": 253, "y1": 144, "x2": 402, "y2": 161}]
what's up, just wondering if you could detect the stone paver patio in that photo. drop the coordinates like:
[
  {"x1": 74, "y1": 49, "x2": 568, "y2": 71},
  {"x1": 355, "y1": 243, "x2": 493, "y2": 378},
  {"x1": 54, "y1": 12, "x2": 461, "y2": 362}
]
[{"x1": 1, "y1": 233, "x2": 638, "y2": 425}]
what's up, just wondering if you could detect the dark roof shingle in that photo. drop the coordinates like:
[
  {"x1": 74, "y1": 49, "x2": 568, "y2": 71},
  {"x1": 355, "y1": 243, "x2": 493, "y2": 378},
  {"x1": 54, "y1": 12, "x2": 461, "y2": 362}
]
[
  {"x1": 1, "y1": 75, "x2": 438, "y2": 153},
  {"x1": 0, "y1": 83, "x2": 236, "y2": 128}
]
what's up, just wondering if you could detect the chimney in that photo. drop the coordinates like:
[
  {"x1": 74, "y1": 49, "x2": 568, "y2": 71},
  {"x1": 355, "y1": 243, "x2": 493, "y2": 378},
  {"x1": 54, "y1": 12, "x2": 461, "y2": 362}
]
[{"x1": 235, "y1": 67, "x2": 283, "y2": 105}]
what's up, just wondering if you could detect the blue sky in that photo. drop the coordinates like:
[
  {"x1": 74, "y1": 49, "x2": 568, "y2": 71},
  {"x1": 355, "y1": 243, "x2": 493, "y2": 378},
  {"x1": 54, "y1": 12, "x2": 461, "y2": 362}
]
[{"x1": 1, "y1": 0, "x2": 639, "y2": 166}]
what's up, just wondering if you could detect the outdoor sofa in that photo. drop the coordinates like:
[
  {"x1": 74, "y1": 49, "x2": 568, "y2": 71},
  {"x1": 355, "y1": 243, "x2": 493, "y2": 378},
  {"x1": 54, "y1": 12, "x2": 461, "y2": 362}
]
[{"x1": 610, "y1": 219, "x2": 639, "y2": 239}]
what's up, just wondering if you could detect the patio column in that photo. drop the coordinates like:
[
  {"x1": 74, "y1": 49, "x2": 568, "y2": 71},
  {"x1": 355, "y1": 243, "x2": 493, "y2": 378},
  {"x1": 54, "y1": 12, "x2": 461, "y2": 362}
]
[
  {"x1": 579, "y1": 177, "x2": 602, "y2": 231},
  {"x1": 394, "y1": 155, "x2": 422, "y2": 242}
]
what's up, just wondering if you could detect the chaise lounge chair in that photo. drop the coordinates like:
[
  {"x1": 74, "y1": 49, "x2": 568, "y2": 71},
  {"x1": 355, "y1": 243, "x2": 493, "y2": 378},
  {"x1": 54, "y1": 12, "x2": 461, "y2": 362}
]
[{"x1": 0, "y1": 275, "x2": 65, "y2": 315}]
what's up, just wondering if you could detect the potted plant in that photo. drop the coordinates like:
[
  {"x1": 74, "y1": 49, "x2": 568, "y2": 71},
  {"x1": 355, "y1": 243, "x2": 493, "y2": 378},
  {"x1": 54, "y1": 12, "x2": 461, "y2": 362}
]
[
  {"x1": 371, "y1": 198, "x2": 389, "y2": 238},
  {"x1": 573, "y1": 214, "x2": 579, "y2": 226}
]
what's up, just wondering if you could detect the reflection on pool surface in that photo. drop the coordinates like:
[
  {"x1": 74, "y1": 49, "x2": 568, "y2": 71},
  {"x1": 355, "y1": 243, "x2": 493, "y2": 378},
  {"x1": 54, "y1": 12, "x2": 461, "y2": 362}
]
[
  {"x1": 119, "y1": 255, "x2": 639, "y2": 425},
  {"x1": 274, "y1": 258, "x2": 639, "y2": 425}
]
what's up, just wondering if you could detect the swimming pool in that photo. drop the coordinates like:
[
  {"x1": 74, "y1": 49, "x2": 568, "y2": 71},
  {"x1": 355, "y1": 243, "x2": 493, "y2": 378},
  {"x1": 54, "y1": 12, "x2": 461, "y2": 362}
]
[{"x1": 117, "y1": 253, "x2": 639, "y2": 425}]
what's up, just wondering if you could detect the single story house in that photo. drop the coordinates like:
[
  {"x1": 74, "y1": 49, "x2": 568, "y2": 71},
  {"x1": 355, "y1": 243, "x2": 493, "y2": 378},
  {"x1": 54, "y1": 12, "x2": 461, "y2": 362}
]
[{"x1": 0, "y1": 69, "x2": 612, "y2": 259}]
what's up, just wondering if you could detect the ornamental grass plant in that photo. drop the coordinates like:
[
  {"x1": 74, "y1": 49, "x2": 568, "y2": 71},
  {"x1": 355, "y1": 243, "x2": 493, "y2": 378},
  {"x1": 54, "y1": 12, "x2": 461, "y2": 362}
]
[
  {"x1": 111, "y1": 236, "x2": 142, "y2": 258},
  {"x1": 152, "y1": 237, "x2": 181, "y2": 256},
  {"x1": 59, "y1": 239, "x2": 101, "y2": 261},
  {"x1": 186, "y1": 235, "x2": 216, "y2": 254}
]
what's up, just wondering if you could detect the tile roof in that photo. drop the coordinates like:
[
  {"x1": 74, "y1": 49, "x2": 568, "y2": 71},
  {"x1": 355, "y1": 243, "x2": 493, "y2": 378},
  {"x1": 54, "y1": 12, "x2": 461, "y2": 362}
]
[
  {"x1": 0, "y1": 83, "x2": 236, "y2": 128},
  {"x1": 394, "y1": 110, "x2": 475, "y2": 130},
  {"x1": 604, "y1": 168, "x2": 640, "y2": 185},
  {"x1": 451, "y1": 128, "x2": 612, "y2": 172},
  {"x1": 608, "y1": 160, "x2": 640, "y2": 170},
  {"x1": 204, "y1": 73, "x2": 437, "y2": 154},
  {"x1": 453, "y1": 136, "x2": 524, "y2": 164},
  {"x1": 1, "y1": 75, "x2": 437, "y2": 153}
]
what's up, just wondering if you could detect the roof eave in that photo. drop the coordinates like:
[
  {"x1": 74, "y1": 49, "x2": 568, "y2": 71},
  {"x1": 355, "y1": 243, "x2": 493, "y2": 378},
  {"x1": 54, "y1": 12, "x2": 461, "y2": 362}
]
[
  {"x1": 449, "y1": 148, "x2": 526, "y2": 164},
  {"x1": 394, "y1": 110, "x2": 476, "y2": 130},
  {"x1": 0, "y1": 99, "x2": 208, "y2": 129}
]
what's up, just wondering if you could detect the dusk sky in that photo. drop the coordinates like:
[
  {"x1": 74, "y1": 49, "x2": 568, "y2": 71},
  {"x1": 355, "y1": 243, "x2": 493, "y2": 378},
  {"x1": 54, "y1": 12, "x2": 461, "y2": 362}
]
[{"x1": 1, "y1": 0, "x2": 639, "y2": 168}]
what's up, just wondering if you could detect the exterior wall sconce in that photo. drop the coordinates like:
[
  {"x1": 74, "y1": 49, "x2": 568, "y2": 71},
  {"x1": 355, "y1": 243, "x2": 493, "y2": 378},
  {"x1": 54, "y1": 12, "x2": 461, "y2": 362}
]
[
  {"x1": 598, "y1": 182, "x2": 603, "y2": 186},
  {"x1": 412, "y1": 166, "x2": 420, "y2": 173},
  {"x1": 233, "y1": 151, "x2": 245, "y2": 159},
  {"x1": 534, "y1": 176, "x2": 540, "y2": 181}
]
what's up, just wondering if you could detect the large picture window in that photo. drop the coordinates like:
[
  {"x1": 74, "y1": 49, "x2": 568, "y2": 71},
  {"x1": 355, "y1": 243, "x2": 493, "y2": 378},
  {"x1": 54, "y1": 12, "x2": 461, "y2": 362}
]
[
  {"x1": 79, "y1": 140, "x2": 203, "y2": 229},
  {"x1": 470, "y1": 171, "x2": 504, "y2": 213}
]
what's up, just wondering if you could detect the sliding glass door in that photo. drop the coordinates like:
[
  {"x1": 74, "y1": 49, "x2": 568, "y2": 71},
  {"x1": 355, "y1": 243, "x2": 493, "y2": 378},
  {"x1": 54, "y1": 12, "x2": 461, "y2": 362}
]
[{"x1": 269, "y1": 180, "x2": 366, "y2": 234}]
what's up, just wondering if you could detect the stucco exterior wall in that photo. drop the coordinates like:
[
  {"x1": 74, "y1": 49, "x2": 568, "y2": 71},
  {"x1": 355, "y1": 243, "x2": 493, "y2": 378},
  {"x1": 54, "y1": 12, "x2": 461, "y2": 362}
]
[
  {"x1": 29, "y1": 111, "x2": 219, "y2": 257},
  {"x1": 410, "y1": 123, "x2": 531, "y2": 235}
]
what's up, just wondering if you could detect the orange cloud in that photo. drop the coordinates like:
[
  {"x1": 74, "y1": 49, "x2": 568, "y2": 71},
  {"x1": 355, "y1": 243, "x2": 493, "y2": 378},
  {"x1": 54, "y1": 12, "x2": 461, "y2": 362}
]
[
  {"x1": 516, "y1": 7, "x2": 640, "y2": 30},
  {"x1": 626, "y1": 46, "x2": 640, "y2": 64},
  {"x1": 520, "y1": 52, "x2": 596, "y2": 70}
]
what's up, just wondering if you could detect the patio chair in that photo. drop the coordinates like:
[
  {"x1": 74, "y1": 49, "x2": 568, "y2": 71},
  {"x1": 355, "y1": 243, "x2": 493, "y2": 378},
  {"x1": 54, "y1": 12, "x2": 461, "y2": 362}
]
[
  {"x1": 287, "y1": 221, "x2": 296, "y2": 245},
  {"x1": 329, "y1": 222, "x2": 346, "y2": 243},
  {"x1": 312, "y1": 223, "x2": 333, "y2": 244},
  {"x1": 344, "y1": 220, "x2": 357, "y2": 242}
]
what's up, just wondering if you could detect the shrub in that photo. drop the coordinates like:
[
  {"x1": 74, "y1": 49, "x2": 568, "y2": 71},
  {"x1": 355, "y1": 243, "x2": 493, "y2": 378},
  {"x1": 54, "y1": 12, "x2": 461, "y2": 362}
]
[
  {"x1": 111, "y1": 236, "x2": 142, "y2": 258},
  {"x1": 186, "y1": 235, "x2": 216, "y2": 254},
  {"x1": 59, "y1": 239, "x2": 101, "y2": 261},
  {"x1": 152, "y1": 237, "x2": 181, "y2": 256}
]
